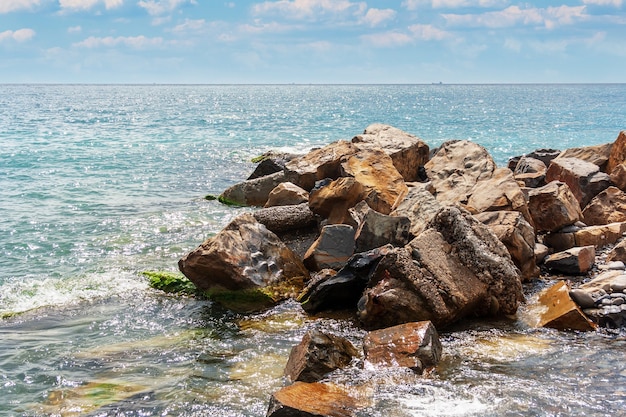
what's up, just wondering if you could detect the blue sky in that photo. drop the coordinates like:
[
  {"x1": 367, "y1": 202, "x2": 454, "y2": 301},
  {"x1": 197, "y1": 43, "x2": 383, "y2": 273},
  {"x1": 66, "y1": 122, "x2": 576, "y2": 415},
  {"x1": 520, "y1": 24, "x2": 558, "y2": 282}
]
[{"x1": 1, "y1": 0, "x2": 625, "y2": 83}]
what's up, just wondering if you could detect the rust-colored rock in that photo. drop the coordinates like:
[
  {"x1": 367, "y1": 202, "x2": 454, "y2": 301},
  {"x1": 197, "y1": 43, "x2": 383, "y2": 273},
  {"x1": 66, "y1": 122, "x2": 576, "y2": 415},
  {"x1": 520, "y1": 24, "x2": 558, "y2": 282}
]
[
  {"x1": 609, "y1": 162, "x2": 626, "y2": 191},
  {"x1": 556, "y1": 142, "x2": 612, "y2": 171},
  {"x1": 606, "y1": 130, "x2": 626, "y2": 174},
  {"x1": 309, "y1": 177, "x2": 365, "y2": 225},
  {"x1": 265, "y1": 182, "x2": 309, "y2": 208},
  {"x1": 545, "y1": 157, "x2": 610, "y2": 208},
  {"x1": 543, "y1": 246, "x2": 596, "y2": 275},
  {"x1": 267, "y1": 382, "x2": 360, "y2": 417},
  {"x1": 536, "y1": 281, "x2": 597, "y2": 331},
  {"x1": 527, "y1": 181, "x2": 582, "y2": 233},
  {"x1": 575, "y1": 222, "x2": 626, "y2": 248},
  {"x1": 582, "y1": 186, "x2": 626, "y2": 226},
  {"x1": 607, "y1": 239, "x2": 626, "y2": 263}
]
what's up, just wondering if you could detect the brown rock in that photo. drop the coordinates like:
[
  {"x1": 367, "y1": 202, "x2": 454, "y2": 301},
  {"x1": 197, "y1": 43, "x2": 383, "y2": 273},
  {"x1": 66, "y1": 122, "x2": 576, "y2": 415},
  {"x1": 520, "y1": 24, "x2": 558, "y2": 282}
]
[
  {"x1": 351, "y1": 123, "x2": 430, "y2": 182},
  {"x1": 265, "y1": 182, "x2": 309, "y2": 208},
  {"x1": 526, "y1": 148, "x2": 561, "y2": 167},
  {"x1": 253, "y1": 203, "x2": 317, "y2": 234},
  {"x1": 545, "y1": 157, "x2": 610, "y2": 208},
  {"x1": 514, "y1": 171, "x2": 546, "y2": 188},
  {"x1": 219, "y1": 171, "x2": 286, "y2": 207},
  {"x1": 609, "y1": 162, "x2": 626, "y2": 191},
  {"x1": 575, "y1": 222, "x2": 626, "y2": 248},
  {"x1": 267, "y1": 382, "x2": 360, "y2": 417},
  {"x1": 303, "y1": 224, "x2": 356, "y2": 272},
  {"x1": 351, "y1": 202, "x2": 411, "y2": 252},
  {"x1": 391, "y1": 182, "x2": 443, "y2": 238},
  {"x1": 309, "y1": 177, "x2": 366, "y2": 225},
  {"x1": 556, "y1": 142, "x2": 612, "y2": 171},
  {"x1": 606, "y1": 131, "x2": 626, "y2": 174},
  {"x1": 582, "y1": 186, "x2": 626, "y2": 226},
  {"x1": 363, "y1": 321, "x2": 442, "y2": 373},
  {"x1": 543, "y1": 246, "x2": 596, "y2": 275},
  {"x1": 527, "y1": 181, "x2": 582, "y2": 233},
  {"x1": 474, "y1": 210, "x2": 539, "y2": 281},
  {"x1": 514, "y1": 156, "x2": 547, "y2": 175},
  {"x1": 607, "y1": 239, "x2": 626, "y2": 263},
  {"x1": 536, "y1": 281, "x2": 597, "y2": 331},
  {"x1": 284, "y1": 330, "x2": 359, "y2": 383},
  {"x1": 579, "y1": 270, "x2": 626, "y2": 294}
]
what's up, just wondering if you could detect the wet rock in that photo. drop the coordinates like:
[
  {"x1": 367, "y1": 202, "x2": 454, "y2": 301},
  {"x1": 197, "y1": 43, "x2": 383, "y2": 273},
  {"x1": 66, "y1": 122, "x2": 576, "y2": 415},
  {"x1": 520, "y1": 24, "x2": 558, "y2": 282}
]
[
  {"x1": 391, "y1": 182, "x2": 443, "y2": 237},
  {"x1": 248, "y1": 151, "x2": 298, "y2": 180},
  {"x1": 299, "y1": 246, "x2": 393, "y2": 314},
  {"x1": 543, "y1": 246, "x2": 596, "y2": 275},
  {"x1": 582, "y1": 186, "x2": 626, "y2": 226},
  {"x1": 363, "y1": 321, "x2": 442, "y2": 374},
  {"x1": 178, "y1": 213, "x2": 309, "y2": 310},
  {"x1": 536, "y1": 281, "x2": 597, "y2": 331},
  {"x1": 219, "y1": 171, "x2": 286, "y2": 207},
  {"x1": 606, "y1": 130, "x2": 626, "y2": 175},
  {"x1": 575, "y1": 272, "x2": 626, "y2": 328},
  {"x1": 265, "y1": 182, "x2": 309, "y2": 208},
  {"x1": 267, "y1": 382, "x2": 360, "y2": 417},
  {"x1": 351, "y1": 123, "x2": 430, "y2": 183},
  {"x1": 527, "y1": 181, "x2": 582, "y2": 233},
  {"x1": 284, "y1": 330, "x2": 359, "y2": 383},
  {"x1": 425, "y1": 140, "x2": 496, "y2": 206},
  {"x1": 284, "y1": 140, "x2": 358, "y2": 191},
  {"x1": 309, "y1": 177, "x2": 366, "y2": 225},
  {"x1": 545, "y1": 157, "x2": 610, "y2": 209},
  {"x1": 350, "y1": 202, "x2": 411, "y2": 252},
  {"x1": 303, "y1": 224, "x2": 356, "y2": 272},
  {"x1": 474, "y1": 210, "x2": 539, "y2": 281},
  {"x1": 556, "y1": 143, "x2": 612, "y2": 171}
]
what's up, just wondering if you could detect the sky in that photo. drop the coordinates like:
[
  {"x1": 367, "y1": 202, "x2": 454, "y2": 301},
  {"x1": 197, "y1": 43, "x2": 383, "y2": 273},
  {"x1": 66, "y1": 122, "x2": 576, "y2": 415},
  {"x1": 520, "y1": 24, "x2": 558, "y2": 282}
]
[{"x1": 1, "y1": 0, "x2": 625, "y2": 83}]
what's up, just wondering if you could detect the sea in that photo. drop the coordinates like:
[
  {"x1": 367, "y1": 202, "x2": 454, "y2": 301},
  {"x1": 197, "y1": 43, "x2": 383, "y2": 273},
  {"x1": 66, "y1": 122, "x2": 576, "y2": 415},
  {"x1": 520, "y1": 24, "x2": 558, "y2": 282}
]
[{"x1": 1, "y1": 84, "x2": 625, "y2": 416}]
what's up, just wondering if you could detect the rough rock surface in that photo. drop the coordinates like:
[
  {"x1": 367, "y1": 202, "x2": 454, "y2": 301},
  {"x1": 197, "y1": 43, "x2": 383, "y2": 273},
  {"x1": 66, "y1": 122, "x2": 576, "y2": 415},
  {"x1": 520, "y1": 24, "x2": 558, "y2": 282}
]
[
  {"x1": 391, "y1": 182, "x2": 443, "y2": 238},
  {"x1": 219, "y1": 171, "x2": 286, "y2": 207},
  {"x1": 351, "y1": 202, "x2": 411, "y2": 252},
  {"x1": 267, "y1": 382, "x2": 360, "y2": 417},
  {"x1": 308, "y1": 177, "x2": 365, "y2": 225},
  {"x1": 536, "y1": 281, "x2": 597, "y2": 331},
  {"x1": 253, "y1": 203, "x2": 317, "y2": 234},
  {"x1": 303, "y1": 224, "x2": 356, "y2": 272},
  {"x1": 556, "y1": 143, "x2": 612, "y2": 171},
  {"x1": 545, "y1": 157, "x2": 610, "y2": 208},
  {"x1": 527, "y1": 181, "x2": 582, "y2": 233},
  {"x1": 543, "y1": 246, "x2": 596, "y2": 275},
  {"x1": 582, "y1": 186, "x2": 626, "y2": 226},
  {"x1": 247, "y1": 151, "x2": 298, "y2": 180},
  {"x1": 544, "y1": 222, "x2": 626, "y2": 252},
  {"x1": 264, "y1": 182, "x2": 309, "y2": 208},
  {"x1": 606, "y1": 130, "x2": 626, "y2": 175}
]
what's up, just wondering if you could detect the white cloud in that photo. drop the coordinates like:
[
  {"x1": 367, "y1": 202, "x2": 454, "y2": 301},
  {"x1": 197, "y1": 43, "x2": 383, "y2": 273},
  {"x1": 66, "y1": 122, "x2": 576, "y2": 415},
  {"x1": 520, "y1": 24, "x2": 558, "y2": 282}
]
[
  {"x1": 59, "y1": 0, "x2": 124, "y2": 11},
  {"x1": 363, "y1": 24, "x2": 452, "y2": 47},
  {"x1": 503, "y1": 37, "x2": 521, "y2": 52},
  {"x1": 74, "y1": 35, "x2": 164, "y2": 48},
  {"x1": 138, "y1": 0, "x2": 196, "y2": 16},
  {"x1": 68, "y1": 25, "x2": 82, "y2": 33},
  {"x1": 0, "y1": 28, "x2": 36, "y2": 42},
  {"x1": 408, "y1": 23, "x2": 452, "y2": 40},
  {"x1": 170, "y1": 18, "x2": 206, "y2": 34},
  {"x1": 402, "y1": 0, "x2": 507, "y2": 10},
  {"x1": 361, "y1": 8, "x2": 396, "y2": 27},
  {"x1": 0, "y1": 0, "x2": 41, "y2": 13},
  {"x1": 583, "y1": 0, "x2": 622, "y2": 6},
  {"x1": 252, "y1": 0, "x2": 367, "y2": 20},
  {"x1": 240, "y1": 20, "x2": 298, "y2": 34},
  {"x1": 362, "y1": 31, "x2": 413, "y2": 47},
  {"x1": 443, "y1": 5, "x2": 588, "y2": 29}
]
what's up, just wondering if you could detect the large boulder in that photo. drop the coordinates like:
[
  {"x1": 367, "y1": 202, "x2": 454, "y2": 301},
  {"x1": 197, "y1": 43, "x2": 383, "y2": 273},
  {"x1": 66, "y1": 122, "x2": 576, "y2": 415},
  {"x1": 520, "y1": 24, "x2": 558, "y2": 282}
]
[
  {"x1": 543, "y1": 246, "x2": 596, "y2": 275},
  {"x1": 303, "y1": 224, "x2": 356, "y2": 272},
  {"x1": 264, "y1": 182, "x2": 309, "y2": 208},
  {"x1": 350, "y1": 201, "x2": 411, "y2": 253},
  {"x1": 219, "y1": 171, "x2": 286, "y2": 207},
  {"x1": 351, "y1": 123, "x2": 430, "y2": 182},
  {"x1": 357, "y1": 207, "x2": 524, "y2": 329},
  {"x1": 253, "y1": 203, "x2": 317, "y2": 234},
  {"x1": 545, "y1": 157, "x2": 610, "y2": 208},
  {"x1": 178, "y1": 213, "x2": 309, "y2": 310},
  {"x1": 544, "y1": 222, "x2": 626, "y2": 252},
  {"x1": 609, "y1": 162, "x2": 626, "y2": 191},
  {"x1": 391, "y1": 182, "x2": 443, "y2": 238},
  {"x1": 247, "y1": 151, "x2": 298, "y2": 180},
  {"x1": 513, "y1": 156, "x2": 547, "y2": 188},
  {"x1": 556, "y1": 143, "x2": 612, "y2": 172},
  {"x1": 425, "y1": 140, "x2": 496, "y2": 205},
  {"x1": 606, "y1": 131, "x2": 626, "y2": 175},
  {"x1": 309, "y1": 177, "x2": 365, "y2": 225},
  {"x1": 474, "y1": 210, "x2": 539, "y2": 281},
  {"x1": 582, "y1": 186, "x2": 626, "y2": 226},
  {"x1": 527, "y1": 181, "x2": 582, "y2": 233}
]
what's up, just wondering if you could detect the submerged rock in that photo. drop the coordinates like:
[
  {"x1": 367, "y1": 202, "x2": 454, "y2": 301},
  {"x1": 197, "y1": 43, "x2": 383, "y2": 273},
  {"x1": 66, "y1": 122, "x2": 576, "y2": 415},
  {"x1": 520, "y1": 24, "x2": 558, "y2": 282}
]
[{"x1": 267, "y1": 382, "x2": 361, "y2": 417}]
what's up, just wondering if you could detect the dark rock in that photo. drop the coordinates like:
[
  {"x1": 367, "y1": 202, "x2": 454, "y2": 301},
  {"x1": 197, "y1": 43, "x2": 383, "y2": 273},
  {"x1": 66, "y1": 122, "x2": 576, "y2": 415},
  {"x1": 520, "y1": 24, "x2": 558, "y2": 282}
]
[
  {"x1": 527, "y1": 148, "x2": 561, "y2": 167},
  {"x1": 351, "y1": 202, "x2": 411, "y2": 252},
  {"x1": 303, "y1": 224, "x2": 356, "y2": 271},
  {"x1": 248, "y1": 151, "x2": 298, "y2": 180},
  {"x1": 543, "y1": 246, "x2": 596, "y2": 275}
]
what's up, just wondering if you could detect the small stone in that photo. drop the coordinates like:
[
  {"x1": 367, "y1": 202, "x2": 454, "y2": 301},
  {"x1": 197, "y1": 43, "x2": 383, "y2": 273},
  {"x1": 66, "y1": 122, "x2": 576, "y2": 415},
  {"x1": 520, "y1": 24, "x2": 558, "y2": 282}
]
[
  {"x1": 598, "y1": 261, "x2": 626, "y2": 271},
  {"x1": 612, "y1": 298, "x2": 624, "y2": 306},
  {"x1": 609, "y1": 292, "x2": 626, "y2": 299},
  {"x1": 569, "y1": 289, "x2": 596, "y2": 309}
]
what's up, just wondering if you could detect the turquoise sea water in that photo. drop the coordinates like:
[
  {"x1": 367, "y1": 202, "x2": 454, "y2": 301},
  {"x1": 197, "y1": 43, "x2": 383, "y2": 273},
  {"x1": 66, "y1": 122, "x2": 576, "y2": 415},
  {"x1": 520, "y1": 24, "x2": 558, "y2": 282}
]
[{"x1": 1, "y1": 84, "x2": 625, "y2": 416}]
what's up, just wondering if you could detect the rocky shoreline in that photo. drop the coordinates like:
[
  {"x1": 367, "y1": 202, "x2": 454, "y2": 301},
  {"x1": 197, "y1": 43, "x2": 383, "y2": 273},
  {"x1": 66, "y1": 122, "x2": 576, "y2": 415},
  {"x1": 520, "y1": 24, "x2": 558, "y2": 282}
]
[{"x1": 176, "y1": 124, "x2": 626, "y2": 416}]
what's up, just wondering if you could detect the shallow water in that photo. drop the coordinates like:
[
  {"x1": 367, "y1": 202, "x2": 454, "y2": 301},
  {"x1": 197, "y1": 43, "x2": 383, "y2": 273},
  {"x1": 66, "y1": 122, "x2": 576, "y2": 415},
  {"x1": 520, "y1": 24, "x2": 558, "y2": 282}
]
[{"x1": 1, "y1": 84, "x2": 626, "y2": 416}]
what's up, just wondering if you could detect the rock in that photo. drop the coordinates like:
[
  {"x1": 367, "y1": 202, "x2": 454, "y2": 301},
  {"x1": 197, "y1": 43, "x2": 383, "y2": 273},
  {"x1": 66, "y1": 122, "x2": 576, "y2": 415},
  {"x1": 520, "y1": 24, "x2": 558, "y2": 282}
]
[
  {"x1": 363, "y1": 321, "x2": 442, "y2": 374},
  {"x1": 598, "y1": 261, "x2": 626, "y2": 271},
  {"x1": 515, "y1": 171, "x2": 546, "y2": 188},
  {"x1": 526, "y1": 148, "x2": 561, "y2": 167},
  {"x1": 582, "y1": 186, "x2": 626, "y2": 226},
  {"x1": 609, "y1": 162, "x2": 626, "y2": 191},
  {"x1": 303, "y1": 224, "x2": 356, "y2": 272},
  {"x1": 284, "y1": 330, "x2": 359, "y2": 383},
  {"x1": 544, "y1": 222, "x2": 626, "y2": 252},
  {"x1": 351, "y1": 123, "x2": 430, "y2": 182},
  {"x1": 465, "y1": 167, "x2": 533, "y2": 227},
  {"x1": 556, "y1": 143, "x2": 612, "y2": 171},
  {"x1": 514, "y1": 156, "x2": 547, "y2": 175},
  {"x1": 253, "y1": 203, "x2": 317, "y2": 234},
  {"x1": 178, "y1": 213, "x2": 309, "y2": 311},
  {"x1": 248, "y1": 151, "x2": 298, "y2": 180},
  {"x1": 299, "y1": 246, "x2": 393, "y2": 314},
  {"x1": 527, "y1": 181, "x2": 582, "y2": 233},
  {"x1": 543, "y1": 246, "x2": 596, "y2": 275},
  {"x1": 606, "y1": 239, "x2": 626, "y2": 263},
  {"x1": 578, "y1": 270, "x2": 626, "y2": 294},
  {"x1": 425, "y1": 140, "x2": 496, "y2": 205},
  {"x1": 309, "y1": 177, "x2": 366, "y2": 225},
  {"x1": 545, "y1": 157, "x2": 610, "y2": 208},
  {"x1": 265, "y1": 182, "x2": 309, "y2": 207},
  {"x1": 358, "y1": 207, "x2": 524, "y2": 329},
  {"x1": 339, "y1": 147, "x2": 408, "y2": 215},
  {"x1": 536, "y1": 281, "x2": 596, "y2": 331},
  {"x1": 474, "y1": 210, "x2": 539, "y2": 281},
  {"x1": 606, "y1": 130, "x2": 626, "y2": 175},
  {"x1": 285, "y1": 140, "x2": 358, "y2": 191},
  {"x1": 535, "y1": 243, "x2": 550, "y2": 264},
  {"x1": 391, "y1": 182, "x2": 443, "y2": 238},
  {"x1": 219, "y1": 171, "x2": 286, "y2": 207},
  {"x1": 267, "y1": 382, "x2": 360, "y2": 417},
  {"x1": 351, "y1": 202, "x2": 411, "y2": 252},
  {"x1": 575, "y1": 271, "x2": 626, "y2": 328}
]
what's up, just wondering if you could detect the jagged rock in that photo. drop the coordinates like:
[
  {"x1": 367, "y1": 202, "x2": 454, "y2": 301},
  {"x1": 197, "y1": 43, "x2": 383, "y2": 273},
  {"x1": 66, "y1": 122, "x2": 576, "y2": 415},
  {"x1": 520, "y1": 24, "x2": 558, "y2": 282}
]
[
  {"x1": 606, "y1": 130, "x2": 626, "y2": 175},
  {"x1": 339, "y1": 147, "x2": 408, "y2": 215},
  {"x1": 474, "y1": 210, "x2": 539, "y2": 281},
  {"x1": 303, "y1": 224, "x2": 355, "y2": 272},
  {"x1": 219, "y1": 171, "x2": 286, "y2": 207},
  {"x1": 465, "y1": 167, "x2": 533, "y2": 226},
  {"x1": 556, "y1": 143, "x2": 612, "y2": 172},
  {"x1": 513, "y1": 156, "x2": 547, "y2": 188},
  {"x1": 535, "y1": 281, "x2": 597, "y2": 331},
  {"x1": 543, "y1": 246, "x2": 596, "y2": 275},
  {"x1": 527, "y1": 181, "x2": 582, "y2": 233},
  {"x1": 582, "y1": 186, "x2": 626, "y2": 226},
  {"x1": 350, "y1": 202, "x2": 411, "y2": 252},
  {"x1": 609, "y1": 162, "x2": 626, "y2": 192},
  {"x1": 284, "y1": 141, "x2": 358, "y2": 191},
  {"x1": 544, "y1": 222, "x2": 626, "y2": 252},
  {"x1": 253, "y1": 203, "x2": 317, "y2": 234},
  {"x1": 351, "y1": 123, "x2": 430, "y2": 182},
  {"x1": 545, "y1": 157, "x2": 610, "y2": 209},
  {"x1": 178, "y1": 213, "x2": 309, "y2": 311},
  {"x1": 363, "y1": 321, "x2": 442, "y2": 374},
  {"x1": 264, "y1": 182, "x2": 309, "y2": 208},
  {"x1": 299, "y1": 246, "x2": 393, "y2": 314},
  {"x1": 309, "y1": 177, "x2": 365, "y2": 225},
  {"x1": 358, "y1": 207, "x2": 524, "y2": 329},
  {"x1": 527, "y1": 148, "x2": 561, "y2": 167},
  {"x1": 391, "y1": 182, "x2": 443, "y2": 237},
  {"x1": 425, "y1": 140, "x2": 496, "y2": 205},
  {"x1": 284, "y1": 330, "x2": 359, "y2": 383},
  {"x1": 248, "y1": 151, "x2": 298, "y2": 180},
  {"x1": 267, "y1": 382, "x2": 360, "y2": 417},
  {"x1": 607, "y1": 239, "x2": 626, "y2": 263}
]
